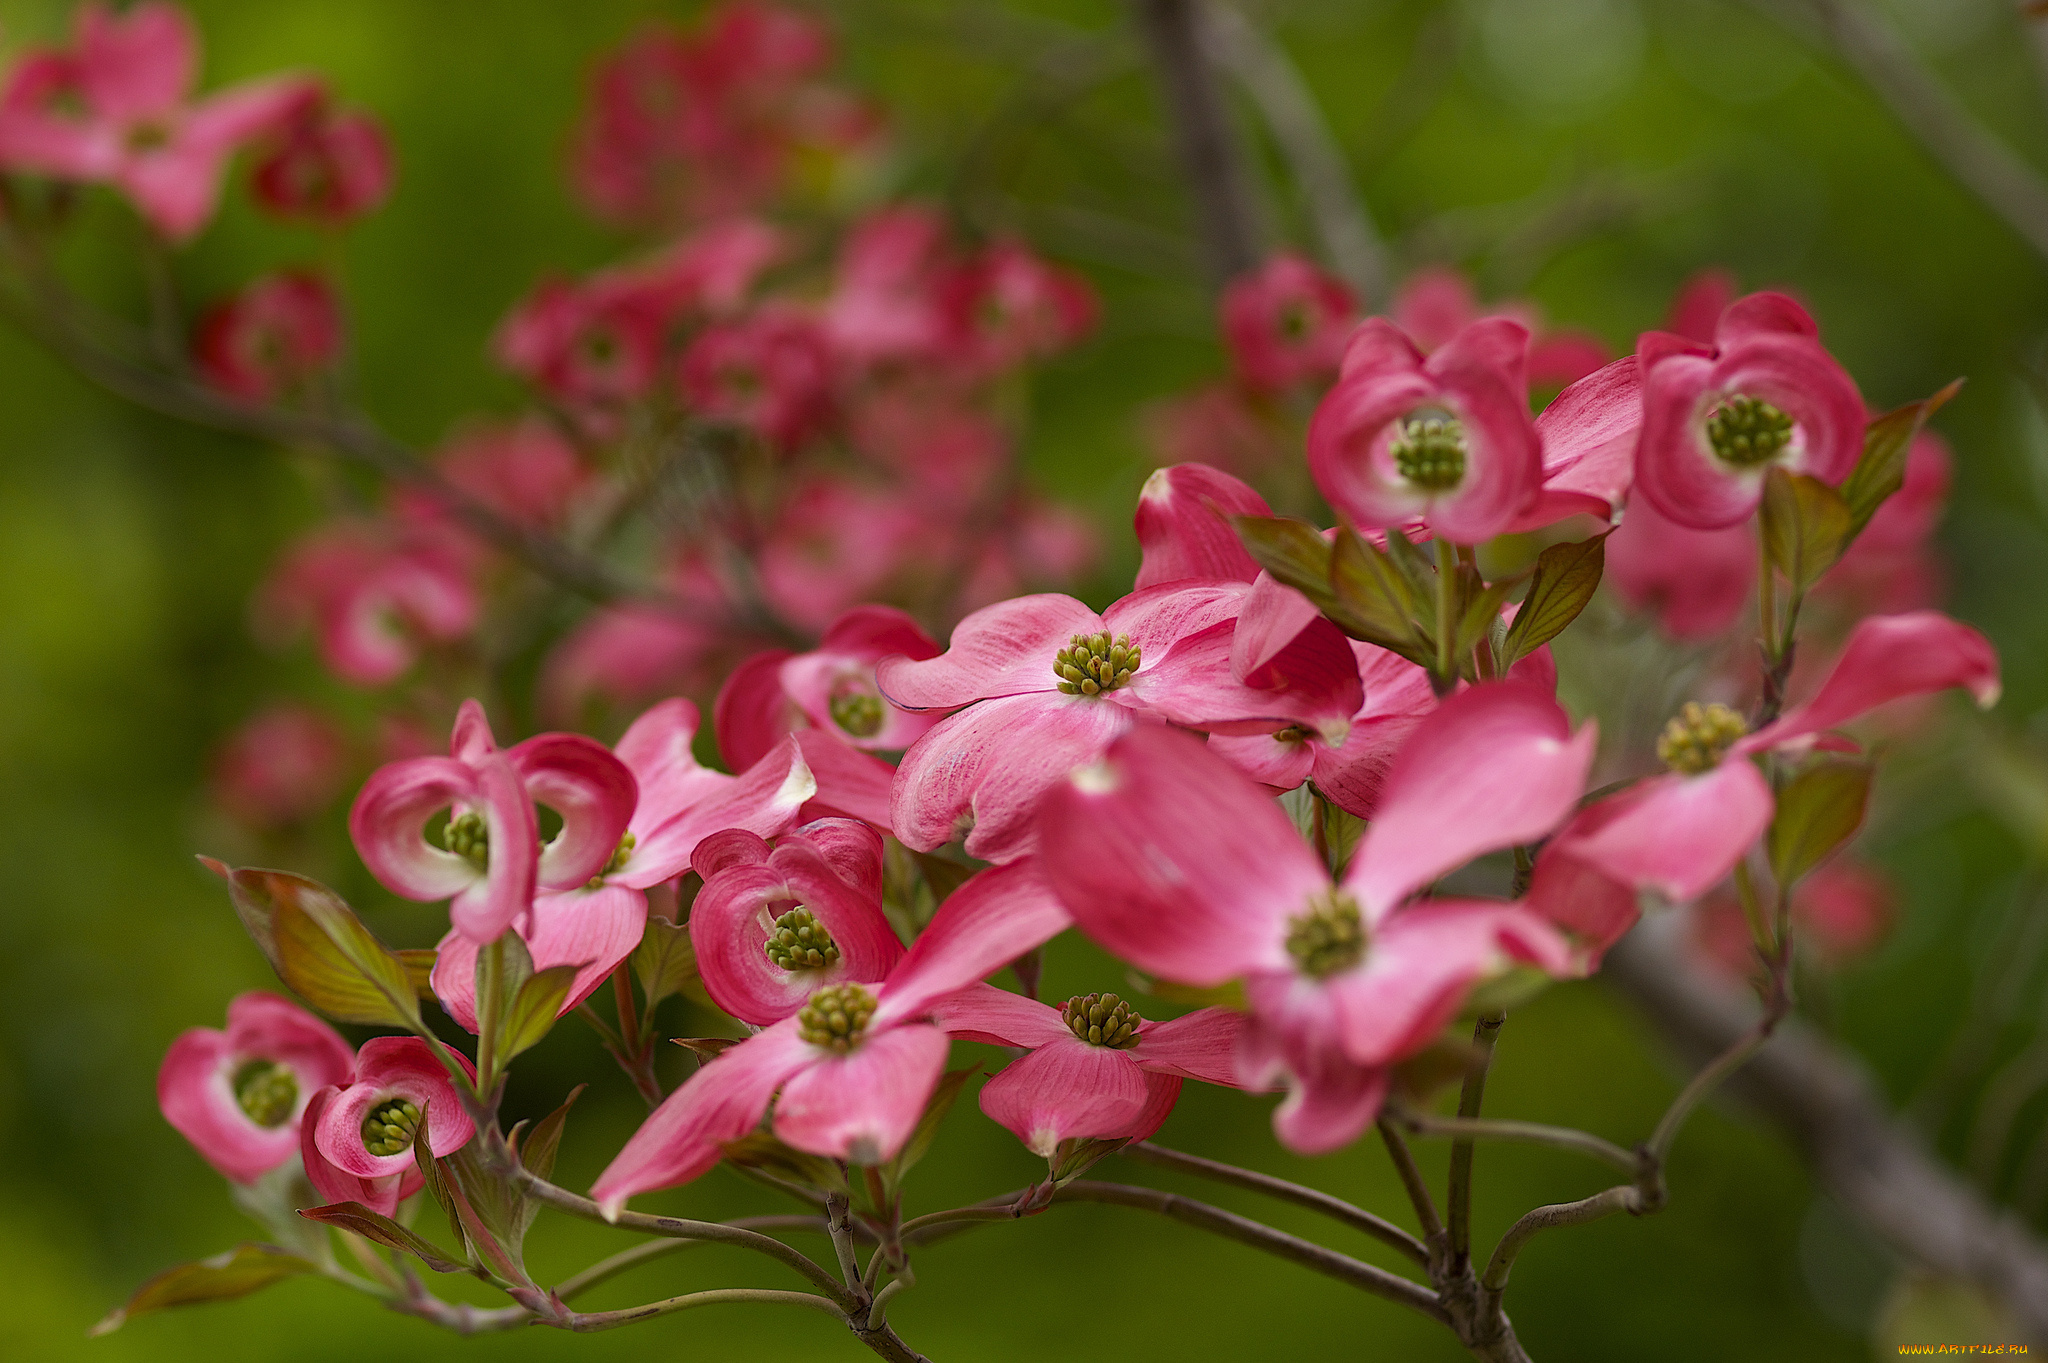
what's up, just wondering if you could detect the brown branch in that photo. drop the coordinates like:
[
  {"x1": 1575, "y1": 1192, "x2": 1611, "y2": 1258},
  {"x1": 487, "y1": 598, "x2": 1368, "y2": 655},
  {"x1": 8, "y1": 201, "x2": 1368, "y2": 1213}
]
[
  {"x1": 1745, "y1": 0, "x2": 2048, "y2": 270},
  {"x1": 1133, "y1": 0, "x2": 1263, "y2": 285},
  {"x1": 1123, "y1": 1140, "x2": 1430, "y2": 1265},
  {"x1": 1604, "y1": 916, "x2": 2048, "y2": 1346}
]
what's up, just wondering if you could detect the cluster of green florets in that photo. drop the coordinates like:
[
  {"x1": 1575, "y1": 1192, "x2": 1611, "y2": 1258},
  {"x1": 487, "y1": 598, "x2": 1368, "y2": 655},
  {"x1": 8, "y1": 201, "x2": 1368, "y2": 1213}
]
[
  {"x1": 443, "y1": 811, "x2": 489, "y2": 870},
  {"x1": 361, "y1": 1097, "x2": 423, "y2": 1157},
  {"x1": 231, "y1": 1059, "x2": 298, "y2": 1128},
  {"x1": 829, "y1": 687, "x2": 887, "y2": 738},
  {"x1": 1062, "y1": 992, "x2": 1142, "y2": 1049},
  {"x1": 1705, "y1": 394, "x2": 1794, "y2": 468},
  {"x1": 764, "y1": 907, "x2": 841, "y2": 971},
  {"x1": 1390, "y1": 412, "x2": 1467, "y2": 490},
  {"x1": 1656, "y1": 701, "x2": 1750, "y2": 774},
  {"x1": 1053, "y1": 631, "x2": 1139, "y2": 696},
  {"x1": 1286, "y1": 888, "x2": 1367, "y2": 979},
  {"x1": 797, "y1": 983, "x2": 878, "y2": 1054},
  {"x1": 587, "y1": 831, "x2": 637, "y2": 888}
]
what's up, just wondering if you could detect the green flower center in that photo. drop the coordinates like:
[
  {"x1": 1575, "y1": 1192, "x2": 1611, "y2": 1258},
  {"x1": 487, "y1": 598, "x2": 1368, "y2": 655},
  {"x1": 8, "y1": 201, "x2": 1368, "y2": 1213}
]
[
  {"x1": 231, "y1": 1059, "x2": 298, "y2": 1129},
  {"x1": 443, "y1": 811, "x2": 489, "y2": 870},
  {"x1": 765, "y1": 907, "x2": 841, "y2": 971},
  {"x1": 587, "y1": 831, "x2": 637, "y2": 889},
  {"x1": 1656, "y1": 701, "x2": 1750, "y2": 774},
  {"x1": 1705, "y1": 395, "x2": 1794, "y2": 469},
  {"x1": 1053, "y1": 631, "x2": 1140, "y2": 696},
  {"x1": 1286, "y1": 888, "x2": 1367, "y2": 979},
  {"x1": 1061, "y1": 992, "x2": 1142, "y2": 1049},
  {"x1": 797, "y1": 983, "x2": 878, "y2": 1054},
  {"x1": 1390, "y1": 412, "x2": 1467, "y2": 491},
  {"x1": 829, "y1": 687, "x2": 886, "y2": 739},
  {"x1": 361, "y1": 1097, "x2": 423, "y2": 1157}
]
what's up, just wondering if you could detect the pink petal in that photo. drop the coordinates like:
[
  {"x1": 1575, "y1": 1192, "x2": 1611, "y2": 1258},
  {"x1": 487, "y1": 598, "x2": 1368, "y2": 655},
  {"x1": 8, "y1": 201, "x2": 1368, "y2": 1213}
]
[
  {"x1": 1228, "y1": 574, "x2": 1326, "y2": 682},
  {"x1": 506, "y1": 733, "x2": 638, "y2": 891},
  {"x1": 1606, "y1": 491, "x2": 1755, "y2": 640},
  {"x1": 78, "y1": 1, "x2": 195, "y2": 121},
  {"x1": 1207, "y1": 729, "x2": 1318, "y2": 793},
  {"x1": 1417, "y1": 318, "x2": 1542, "y2": 544},
  {"x1": 591, "y1": 1023, "x2": 814, "y2": 1215},
  {"x1": 713, "y1": 649, "x2": 801, "y2": 771},
  {"x1": 783, "y1": 818, "x2": 886, "y2": 902},
  {"x1": 876, "y1": 594, "x2": 1100, "y2": 712},
  {"x1": 1565, "y1": 763, "x2": 1775, "y2": 903},
  {"x1": 877, "y1": 860, "x2": 1073, "y2": 1023},
  {"x1": 1632, "y1": 351, "x2": 1756, "y2": 529},
  {"x1": 691, "y1": 828, "x2": 772, "y2": 880},
  {"x1": 157, "y1": 1028, "x2": 291, "y2": 1184},
  {"x1": 448, "y1": 755, "x2": 543, "y2": 943},
  {"x1": 1328, "y1": 901, "x2": 1568, "y2": 1066},
  {"x1": 1527, "y1": 845, "x2": 1640, "y2": 973},
  {"x1": 773, "y1": 1023, "x2": 952, "y2": 1164},
  {"x1": 1127, "y1": 618, "x2": 1362, "y2": 737},
  {"x1": 301, "y1": 1086, "x2": 414, "y2": 1217},
  {"x1": 347, "y1": 755, "x2": 487, "y2": 902},
  {"x1": 449, "y1": 697, "x2": 498, "y2": 763},
  {"x1": 1742, "y1": 610, "x2": 2000, "y2": 751},
  {"x1": 690, "y1": 845, "x2": 904, "y2": 1026},
  {"x1": 1713, "y1": 332, "x2": 1866, "y2": 487},
  {"x1": 792, "y1": 728, "x2": 899, "y2": 832},
  {"x1": 1035, "y1": 724, "x2": 1328, "y2": 987},
  {"x1": 619, "y1": 735, "x2": 814, "y2": 888},
  {"x1": 928, "y1": 981, "x2": 1075, "y2": 1048},
  {"x1": 433, "y1": 884, "x2": 647, "y2": 1031},
  {"x1": 1236, "y1": 993, "x2": 1389, "y2": 1155},
  {"x1": 1130, "y1": 1007, "x2": 1245, "y2": 1086},
  {"x1": 316, "y1": 1037, "x2": 475, "y2": 1179},
  {"x1": 1346, "y1": 682, "x2": 1595, "y2": 918},
  {"x1": 818, "y1": 604, "x2": 942, "y2": 662},
  {"x1": 888, "y1": 690, "x2": 1132, "y2": 862},
  {"x1": 1513, "y1": 355, "x2": 1641, "y2": 530},
  {"x1": 1132, "y1": 463, "x2": 1271, "y2": 589},
  {"x1": 614, "y1": 698, "x2": 732, "y2": 831},
  {"x1": 1718, "y1": 290, "x2": 1819, "y2": 342},
  {"x1": 980, "y1": 1038, "x2": 1152, "y2": 1156},
  {"x1": 780, "y1": 649, "x2": 938, "y2": 752},
  {"x1": 1101, "y1": 579, "x2": 1251, "y2": 656}
]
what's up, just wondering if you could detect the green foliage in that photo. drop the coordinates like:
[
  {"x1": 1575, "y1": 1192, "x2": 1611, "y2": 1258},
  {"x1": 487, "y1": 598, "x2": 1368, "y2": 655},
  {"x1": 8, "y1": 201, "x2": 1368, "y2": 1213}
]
[{"x1": 89, "y1": 1244, "x2": 318, "y2": 1336}]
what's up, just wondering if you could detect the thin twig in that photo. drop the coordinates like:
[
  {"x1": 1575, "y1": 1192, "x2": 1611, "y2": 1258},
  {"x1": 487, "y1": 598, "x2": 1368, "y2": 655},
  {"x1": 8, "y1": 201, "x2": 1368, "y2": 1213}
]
[
  {"x1": 1377, "y1": 1119, "x2": 1446, "y2": 1246},
  {"x1": 560, "y1": 1288, "x2": 843, "y2": 1333},
  {"x1": 551, "y1": 1217, "x2": 832, "y2": 1301},
  {"x1": 1385, "y1": 1108, "x2": 1640, "y2": 1176},
  {"x1": 1480, "y1": 1185, "x2": 1642, "y2": 1296},
  {"x1": 1447, "y1": 1013, "x2": 1505, "y2": 1267},
  {"x1": 1122, "y1": 1141, "x2": 1428, "y2": 1265}
]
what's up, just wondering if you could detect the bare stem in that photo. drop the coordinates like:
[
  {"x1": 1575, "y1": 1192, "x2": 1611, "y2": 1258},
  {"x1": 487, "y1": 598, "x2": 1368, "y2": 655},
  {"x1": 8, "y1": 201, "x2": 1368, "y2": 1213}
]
[
  {"x1": 550, "y1": 1217, "x2": 831, "y2": 1301},
  {"x1": 1378, "y1": 1119, "x2": 1446, "y2": 1245},
  {"x1": 1448, "y1": 1013, "x2": 1506, "y2": 1268},
  {"x1": 1123, "y1": 1141, "x2": 1429, "y2": 1266},
  {"x1": 1133, "y1": 0, "x2": 1262, "y2": 285},
  {"x1": 1480, "y1": 1185, "x2": 1642, "y2": 1296},
  {"x1": 560, "y1": 1288, "x2": 843, "y2": 1333},
  {"x1": 1387, "y1": 1108, "x2": 1640, "y2": 1177}
]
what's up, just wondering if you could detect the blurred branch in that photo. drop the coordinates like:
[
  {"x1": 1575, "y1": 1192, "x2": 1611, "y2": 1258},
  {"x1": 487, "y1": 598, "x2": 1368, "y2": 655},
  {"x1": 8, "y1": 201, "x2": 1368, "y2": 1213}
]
[
  {"x1": 1207, "y1": 2, "x2": 1389, "y2": 298},
  {"x1": 1745, "y1": 0, "x2": 2048, "y2": 271},
  {"x1": 1406, "y1": 168, "x2": 1702, "y2": 293},
  {"x1": 1604, "y1": 915, "x2": 2048, "y2": 1345},
  {"x1": 1134, "y1": 0, "x2": 1265, "y2": 286}
]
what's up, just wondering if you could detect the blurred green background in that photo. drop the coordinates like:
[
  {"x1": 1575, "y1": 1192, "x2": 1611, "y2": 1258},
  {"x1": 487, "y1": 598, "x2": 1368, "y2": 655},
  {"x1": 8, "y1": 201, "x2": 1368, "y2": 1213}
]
[{"x1": 4, "y1": 0, "x2": 2048, "y2": 1358}]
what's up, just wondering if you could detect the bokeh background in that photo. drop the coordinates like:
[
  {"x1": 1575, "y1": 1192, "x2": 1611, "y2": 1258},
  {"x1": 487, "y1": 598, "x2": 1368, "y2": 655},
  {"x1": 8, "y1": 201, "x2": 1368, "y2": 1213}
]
[{"x1": 5, "y1": 0, "x2": 2048, "y2": 1359}]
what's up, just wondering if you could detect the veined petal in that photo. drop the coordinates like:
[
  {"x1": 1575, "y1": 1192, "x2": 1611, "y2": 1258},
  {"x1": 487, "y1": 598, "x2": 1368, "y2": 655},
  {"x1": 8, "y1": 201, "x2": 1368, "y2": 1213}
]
[
  {"x1": 1101, "y1": 580, "x2": 1250, "y2": 656},
  {"x1": 433, "y1": 884, "x2": 646, "y2": 1031},
  {"x1": 928, "y1": 981, "x2": 1074, "y2": 1048},
  {"x1": 301, "y1": 1086, "x2": 414, "y2": 1217},
  {"x1": 877, "y1": 860, "x2": 1072, "y2": 1024},
  {"x1": 773, "y1": 1024, "x2": 951, "y2": 1164},
  {"x1": 876, "y1": 594, "x2": 1100, "y2": 712},
  {"x1": 1742, "y1": 611, "x2": 2000, "y2": 752},
  {"x1": 316, "y1": 1037, "x2": 474, "y2": 1179},
  {"x1": 1228, "y1": 574, "x2": 1326, "y2": 682},
  {"x1": 780, "y1": 650, "x2": 937, "y2": 752},
  {"x1": 1036, "y1": 725, "x2": 1328, "y2": 986},
  {"x1": 615, "y1": 698, "x2": 733, "y2": 832},
  {"x1": 1513, "y1": 355, "x2": 1641, "y2": 530},
  {"x1": 1133, "y1": 463, "x2": 1271, "y2": 589},
  {"x1": 713, "y1": 649, "x2": 801, "y2": 772},
  {"x1": 449, "y1": 697, "x2": 499, "y2": 763},
  {"x1": 1127, "y1": 618, "x2": 1361, "y2": 736},
  {"x1": 1237, "y1": 988, "x2": 1388, "y2": 1155},
  {"x1": 1565, "y1": 763, "x2": 1774, "y2": 904},
  {"x1": 619, "y1": 735, "x2": 814, "y2": 888},
  {"x1": 507, "y1": 733, "x2": 638, "y2": 891},
  {"x1": 792, "y1": 728, "x2": 898, "y2": 832},
  {"x1": 1527, "y1": 845, "x2": 1641, "y2": 974},
  {"x1": 980, "y1": 1039, "x2": 1151, "y2": 1157},
  {"x1": 1346, "y1": 683, "x2": 1595, "y2": 919},
  {"x1": 591, "y1": 1023, "x2": 813, "y2": 1215},
  {"x1": 347, "y1": 756, "x2": 487, "y2": 902},
  {"x1": 888, "y1": 690, "x2": 1131, "y2": 862},
  {"x1": 1130, "y1": 1007, "x2": 1245, "y2": 1086},
  {"x1": 692, "y1": 846, "x2": 903, "y2": 1026},
  {"x1": 819, "y1": 604, "x2": 943, "y2": 662}
]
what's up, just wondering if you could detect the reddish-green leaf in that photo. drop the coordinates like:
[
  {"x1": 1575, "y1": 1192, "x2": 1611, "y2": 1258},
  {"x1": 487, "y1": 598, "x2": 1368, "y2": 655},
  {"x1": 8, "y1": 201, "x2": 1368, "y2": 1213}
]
[
  {"x1": 632, "y1": 916, "x2": 706, "y2": 1009},
  {"x1": 1234, "y1": 514, "x2": 1338, "y2": 603},
  {"x1": 1760, "y1": 469, "x2": 1852, "y2": 593},
  {"x1": 299, "y1": 1202, "x2": 468, "y2": 1274},
  {"x1": 266, "y1": 875, "x2": 421, "y2": 1029},
  {"x1": 1767, "y1": 759, "x2": 1873, "y2": 887},
  {"x1": 91, "y1": 1243, "x2": 317, "y2": 1335},
  {"x1": 1499, "y1": 534, "x2": 1606, "y2": 669},
  {"x1": 1840, "y1": 380, "x2": 1962, "y2": 542}
]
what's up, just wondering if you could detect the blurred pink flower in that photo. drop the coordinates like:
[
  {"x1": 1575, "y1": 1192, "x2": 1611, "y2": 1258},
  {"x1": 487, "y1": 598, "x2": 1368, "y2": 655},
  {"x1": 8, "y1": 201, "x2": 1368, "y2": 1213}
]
[
  {"x1": 157, "y1": 992, "x2": 354, "y2": 1183},
  {"x1": 678, "y1": 304, "x2": 836, "y2": 450},
  {"x1": 193, "y1": 270, "x2": 341, "y2": 404},
  {"x1": 1220, "y1": 252, "x2": 1358, "y2": 396},
  {"x1": 715, "y1": 604, "x2": 942, "y2": 769},
  {"x1": 255, "y1": 519, "x2": 477, "y2": 687},
  {"x1": 250, "y1": 95, "x2": 392, "y2": 225},
  {"x1": 210, "y1": 703, "x2": 350, "y2": 828},
  {"x1": 1605, "y1": 489, "x2": 1757, "y2": 641},
  {"x1": 939, "y1": 240, "x2": 1097, "y2": 374}
]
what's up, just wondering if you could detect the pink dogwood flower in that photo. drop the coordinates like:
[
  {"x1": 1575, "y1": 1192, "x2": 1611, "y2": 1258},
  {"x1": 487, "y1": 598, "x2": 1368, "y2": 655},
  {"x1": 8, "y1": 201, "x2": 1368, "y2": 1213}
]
[
  {"x1": 430, "y1": 699, "x2": 817, "y2": 1028},
  {"x1": 1548, "y1": 611, "x2": 1999, "y2": 908},
  {"x1": 937, "y1": 985, "x2": 1245, "y2": 1156},
  {"x1": 589, "y1": 859, "x2": 1071, "y2": 1214},
  {"x1": 0, "y1": 2, "x2": 317, "y2": 240},
  {"x1": 1035, "y1": 687, "x2": 1593, "y2": 1152},
  {"x1": 687, "y1": 817, "x2": 904, "y2": 1025},
  {"x1": 1605, "y1": 489, "x2": 1756, "y2": 641},
  {"x1": 210, "y1": 703, "x2": 350, "y2": 829},
  {"x1": 677, "y1": 304, "x2": 836, "y2": 451},
  {"x1": 306, "y1": 1038, "x2": 476, "y2": 1216},
  {"x1": 250, "y1": 96, "x2": 393, "y2": 225},
  {"x1": 938, "y1": 240, "x2": 1097, "y2": 374},
  {"x1": 879, "y1": 580, "x2": 1359, "y2": 863},
  {"x1": 407, "y1": 418, "x2": 591, "y2": 536},
  {"x1": 193, "y1": 270, "x2": 341, "y2": 404},
  {"x1": 1390, "y1": 265, "x2": 1608, "y2": 393},
  {"x1": 1132, "y1": 462, "x2": 1271, "y2": 590},
  {"x1": 157, "y1": 992, "x2": 354, "y2": 1183},
  {"x1": 1507, "y1": 355, "x2": 1641, "y2": 533},
  {"x1": 1219, "y1": 253, "x2": 1358, "y2": 396},
  {"x1": 715, "y1": 605, "x2": 942, "y2": 770},
  {"x1": 255, "y1": 519, "x2": 478, "y2": 687},
  {"x1": 822, "y1": 205, "x2": 951, "y2": 367},
  {"x1": 1632, "y1": 291, "x2": 1865, "y2": 529},
  {"x1": 349, "y1": 699, "x2": 638, "y2": 943},
  {"x1": 1307, "y1": 317, "x2": 1542, "y2": 544}
]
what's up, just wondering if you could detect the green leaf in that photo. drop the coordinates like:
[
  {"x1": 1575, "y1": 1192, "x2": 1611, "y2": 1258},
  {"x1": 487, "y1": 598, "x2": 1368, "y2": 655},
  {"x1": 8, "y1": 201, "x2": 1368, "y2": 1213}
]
[
  {"x1": 1453, "y1": 574, "x2": 1520, "y2": 665},
  {"x1": 299, "y1": 1202, "x2": 469, "y2": 1274},
  {"x1": 673, "y1": 1035, "x2": 742, "y2": 1059},
  {"x1": 517, "y1": 1084, "x2": 585, "y2": 1186},
  {"x1": 497, "y1": 962, "x2": 583, "y2": 1066},
  {"x1": 411, "y1": 1107, "x2": 472, "y2": 1267},
  {"x1": 1234, "y1": 514, "x2": 1338, "y2": 603},
  {"x1": 91, "y1": 1243, "x2": 317, "y2": 1335},
  {"x1": 1760, "y1": 469, "x2": 1852, "y2": 593},
  {"x1": 1327, "y1": 528, "x2": 1430, "y2": 663},
  {"x1": 1840, "y1": 379, "x2": 1962, "y2": 542},
  {"x1": 632, "y1": 915, "x2": 708, "y2": 1009},
  {"x1": 910, "y1": 849, "x2": 977, "y2": 904},
  {"x1": 1499, "y1": 533, "x2": 1606, "y2": 669},
  {"x1": 266, "y1": 875, "x2": 422, "y2": 1030},
  {"x1": 1051, "y1": 1136, "x2": 1128, "y2": 1186},
  {"x1": 415, "y1": 1106, "x2": 527, "y2": 1285},
  {"x1": 1766, "y1": 759, "x2": 1873, "y2": 887},
  {"x1": 397, "y1": 949, "x2": 438, "y2": 999}
]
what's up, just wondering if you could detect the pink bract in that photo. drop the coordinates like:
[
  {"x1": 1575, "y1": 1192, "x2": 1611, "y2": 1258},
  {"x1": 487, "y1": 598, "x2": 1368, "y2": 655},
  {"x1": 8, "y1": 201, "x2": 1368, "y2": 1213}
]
[
  {"x1": 1633, "y1": 292, "x2": 1865, "y2": 529},
  {"x1": 1219, "y1": 253, "x2": 1357, "y2": 396},
  {"x1": 193, "y1": 270, "x2": 341, "y2": 404},
  {"x1": 311, "y1": 1037, "x2": 476, "y2": 1197},
  {"x1": 157, "y1": 992, "x2": 355, "y2": 1184},
  {"x1": 715, "y1": 605, "x2": 942, "y2": 768},
  {"x1": 1133, "y1": 463, "x2": 1271, "y2": 590},
  {"x1": 250, "y1": 96, "x2": 393, "y2": 225}
]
